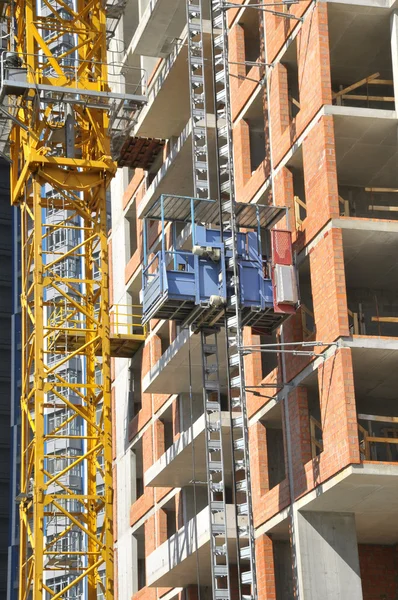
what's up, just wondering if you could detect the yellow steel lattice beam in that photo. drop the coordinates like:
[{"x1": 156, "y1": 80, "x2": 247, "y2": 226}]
[{"x1": 8, "y1": 0, "x2": 116, "y2": 596}]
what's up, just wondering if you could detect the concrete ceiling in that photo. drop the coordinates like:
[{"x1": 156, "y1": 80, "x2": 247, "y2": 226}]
[
  {"x1": 265, "y1": 464, "x2": 398, "y2": 545},
  {"x1": 135, "y1": 44, "x2": 190, "y2": 139},
  {"x1": 133, "y1": 24, "x2": 215, "y2": 139},
  {"x1": 147, "y1": 538, "x2": 239, "y2": 588},
  {"x1": 327, "y1": 3, "x2": 393, "y2": 83},
  {"x1": 130, "y1": 0, "x2": 187, "y2": 58},
  {"x1": 143, "y1": 327, "x2": 228, "y2": 394},
  {"x1": 341, "y1": 224, "x2": 398, "y2": 290},
  {"x1": 332, "y1": 110, "x2": 398, "y2": 188},
  {"x1": 302, "y1": 464, "x2": 398, "y2": 544},
  {"x1": 349, "y1": 344, "x2": 398, "y2": 400}
]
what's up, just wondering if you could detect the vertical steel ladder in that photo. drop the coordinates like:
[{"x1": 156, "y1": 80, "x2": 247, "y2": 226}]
[
  {"x1": 187, "y1": 1, "x2": 210, "y2": 198},
  {"x1": 186, "y1": 2, "x2": 232, "y2": 599},
  {"x1": 201, "y1": 330, "x2": 231, "y2": 599},
  {"x1": 186, "y1": 0, "x2": 258, "y2": 598},
  {"x1": 210, "y1": 1, "x2": 258, "y2": 598}
]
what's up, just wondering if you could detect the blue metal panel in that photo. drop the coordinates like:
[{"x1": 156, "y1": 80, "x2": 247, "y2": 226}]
[
  {"x1": 236, "y1": 232, "x2": 246, "y2": 256},
  {"x1": 239, "y1": 262, "x2": 274, "y2": 309},
  {"x1": 198, "y1": 259, "x2": 222, "y2": 302},
  {"x1": 247, "y1": 231, "x2": 260, "y2": 263},
  {"x1": 167, "y1": 271, "x2": 196, "y2": 299},
  {"x1": 239, "y1": 261, "x2": 261, "y2": 306},
  {"x1": 204, "y1": 228, "x2": 222, "y2": 245},
  {"x1": 262, "y1": 279, "x2": 274, "y2": 306},
  {"x1": 195, "y1": 225, "x2": 223, "y2": 247},
  {"x1": 144, "y1": 274, "x2": 162, "y2": 310}
]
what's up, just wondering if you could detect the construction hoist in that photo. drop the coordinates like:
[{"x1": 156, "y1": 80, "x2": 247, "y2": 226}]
[
  {"x1": 187, "y1": 1, "x2": 258, "y2": 598},
  {"x1": 0, "y1": 0, "x2": 145, "y2": 596}
]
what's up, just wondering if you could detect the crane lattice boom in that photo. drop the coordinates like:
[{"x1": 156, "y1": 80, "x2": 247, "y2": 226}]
[{"x1": 6, "y1": 0, "x2": 117, "y2": 597}]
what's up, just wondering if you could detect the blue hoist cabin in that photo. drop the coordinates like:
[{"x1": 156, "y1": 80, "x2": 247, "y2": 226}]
[{"x1": 141, "y1": 195, "x2": 299, "y2": 332}]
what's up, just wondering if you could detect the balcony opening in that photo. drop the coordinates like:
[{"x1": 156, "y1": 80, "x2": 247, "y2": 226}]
[
  {"x1": 126, "y1": 209, "x2": 138, "y2": 259},
  {"x1": 304, "y1": 373, "x2": 323, "y2": 459},
  {"x1": 248, "y1": 117, "x2": 266, "y2": 173},
  {"x1": 287, "y1": 148, "x2": 307, "y2": 230},
  {"x1": 357, "y1": 404, "x2": 398, "y2": 463},
  {"x1": 343, "y1": 227, "x2": 398, "y2": 336},
  {"x1": 299, "y1": 257, "x2": 315, "y2": 341},
  {"x1": 128, "y1": 348, "x2": 143, "y2": 421},
  {"x1": 274, "y1": 540, "x2": 295, "y2": 599},
  {"x1": 338, "y1": 186, "x2": 398, "y2": 221},
  {"x1": 131, "y1": 437, "x2": 143, "y2": 501},
  {"x1": 180, "y1": 393, "x2": 204, "y2": 432},
  {"x1": 166, "y1": 509, "x2": 177, "y2": 538},
  {"x1": 353, "y1": 350, "x2": 398, "y2": 464},
  {"x1": 159, "y1": 405, "x2": 174, "y2": 452},
  {"x1": 220, "y1": 393, "x2": 229, "y2": 411},
  {"x1": 162, "y1": 496, "x2": 178, "y2": 537},
  {"x1": 122, "y1": 0, "x2": 139, "y2": 50},
  {"x1": 281, "y1": 38, "x2": 300, "y2": 120},
  {"x1": 132, "y1": 526, "x2": 146, "y2": 593},
  {"x1": 259, "y1": 331, "x2": 278, "y2": 380},
  {"x1": 244, "y1": 93, "x2": 268, "y2": 174},
  {"x1": 328, "y1": 4, "x2": 393, "y2": 111},
  {"x1": 155, "y1": 318, "x2": 172, "y2": 358},
  {"x1": 239, "y1": 8, "x2": 262, "y2": 74},
  {"x1": 146, "y1": 146, "x2": 164, "y2": 188},
  {"x1": 260, "y1": 404, "x2": 286, "y2": 490},
  {"x1": 346, "y1": 288, "x2": 398, "y2": 338}
]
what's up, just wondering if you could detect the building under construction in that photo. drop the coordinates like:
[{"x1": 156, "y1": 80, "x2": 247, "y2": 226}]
[{"x1": 2, "y1": 0, "x2": 398, "y2": 599}]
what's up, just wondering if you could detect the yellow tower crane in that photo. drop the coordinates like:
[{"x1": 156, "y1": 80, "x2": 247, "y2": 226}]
[{"x1": 0, "y1": 0, "x2": 146, "y2": 597}]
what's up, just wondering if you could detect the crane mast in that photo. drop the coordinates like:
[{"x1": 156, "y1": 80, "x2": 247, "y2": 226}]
[{"x1": 3, "y1": 0, "x2": 122, "y2": 596}]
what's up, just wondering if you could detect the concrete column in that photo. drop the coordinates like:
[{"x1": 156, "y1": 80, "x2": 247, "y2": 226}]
[
  {"x1": 296, "y1": 511, "x2": 363, "y2": 600},
  {"x1": 390, "y1": 11, "x2": 398, "y2": 113}
]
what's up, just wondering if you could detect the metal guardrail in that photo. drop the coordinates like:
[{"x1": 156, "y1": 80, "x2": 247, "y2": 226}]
[
  {"x1": 0, "y1": 51, "x2": 147, "y2": 98},
  {"x1": 358, "y1": 414, "x2": 398, "y2": 461},
  {"x1": 110, "y1": 304, "x2": 146, "y2": 337},
  {"x1": 48, "y1": 303, "x2": 146, "y2": 339}
]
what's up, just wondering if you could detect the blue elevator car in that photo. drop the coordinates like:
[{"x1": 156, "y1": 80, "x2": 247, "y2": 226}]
[{"x1": 141, "y1": 195, "x2": 298, "y2": 331}]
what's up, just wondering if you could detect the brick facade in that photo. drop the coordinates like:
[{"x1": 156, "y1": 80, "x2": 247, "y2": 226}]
[{"x1": 111, "y1": 2, "x2": 398, "y2": 599}]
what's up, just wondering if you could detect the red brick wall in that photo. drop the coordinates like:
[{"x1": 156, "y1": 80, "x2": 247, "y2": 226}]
[
  {"x1": 256, "y1": 535, "x2": 277, "y2": 599},
  {"x1": 268, "y1": 4, "x2": 332, "y2": 167},
  {"x1": 123, "y1": 169, "x2": 145, "y2": 211},
  {"x1": 250, "y1": 416, "x2": 290, "y2": 527},
  {"x1": 301, "y1": 115, "x2": 340, "y2": 244},
  {"x1": 287, "y1": 386, "x2": 312, "y2": 497},
  {"x1": 264, "y1": 1, "x2": 312, "y2": 63},
  {"x1": 309, "y1": 227, "x2": 349, "y2": 343},
  {"x1": 359, "y1": 545, "x2": 398, "y2": 600}
]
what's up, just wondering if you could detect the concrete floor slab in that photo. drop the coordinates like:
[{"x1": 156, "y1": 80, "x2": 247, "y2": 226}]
[
  {"x1": 146, "y1": 504, "x2": 245, "y2": 588},
  {"x1": 145, "y1": 411, "x2": 232, "y2": 488},
  {"x1": 259, "y1": 463, "x2": 398, "y2": 544},
  {"x1": 129, "y1": 0, "x2": 186, "y2": 58},
  {"x1": 142, "y1": 327, "x2": 227, "y2": 394}
]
